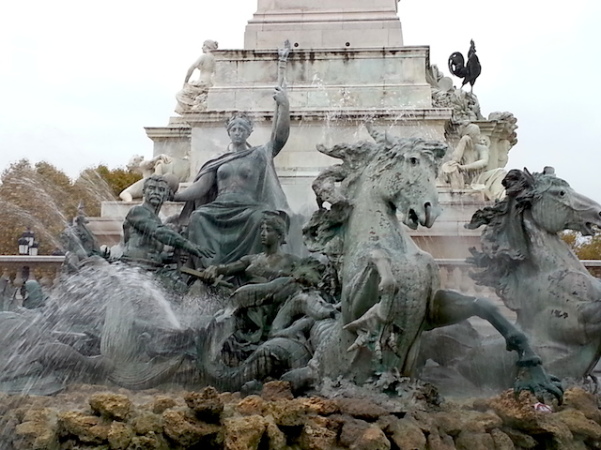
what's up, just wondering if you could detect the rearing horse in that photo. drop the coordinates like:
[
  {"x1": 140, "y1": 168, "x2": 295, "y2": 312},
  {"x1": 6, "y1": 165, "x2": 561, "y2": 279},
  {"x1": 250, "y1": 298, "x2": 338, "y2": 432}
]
[
  {"x1": 465, "y1": 168, "x2": 601, "y2": 384},
  {"x1": 304, "y1": 131, "x2": 561, "y2": 400}
]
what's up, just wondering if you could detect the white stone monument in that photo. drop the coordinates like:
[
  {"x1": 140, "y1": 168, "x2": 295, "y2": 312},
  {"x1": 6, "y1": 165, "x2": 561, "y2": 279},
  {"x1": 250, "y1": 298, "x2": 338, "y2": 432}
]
[
  {"x1": 97, "y1": 0, "x2": 518, "y2": 261},
  {"x1": 144, "y1": 0, "x2": 449, "y2": 214},
  {"x1": 244, "y1": 0, "x2": 404, "y2": 49}
]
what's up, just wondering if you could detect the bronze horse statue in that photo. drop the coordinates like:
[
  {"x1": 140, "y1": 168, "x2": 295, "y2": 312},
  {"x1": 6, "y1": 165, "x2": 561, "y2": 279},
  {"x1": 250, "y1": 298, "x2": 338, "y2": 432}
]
[
  {"x1": 196, "y1": 134, "x2": 562, "y2": 400},
  {"x1": 462, "y1": 168, "x2": 601, "y2": 386},
  {"x1": 301, "y1": 130, "x2": 561, "y2": 400}
]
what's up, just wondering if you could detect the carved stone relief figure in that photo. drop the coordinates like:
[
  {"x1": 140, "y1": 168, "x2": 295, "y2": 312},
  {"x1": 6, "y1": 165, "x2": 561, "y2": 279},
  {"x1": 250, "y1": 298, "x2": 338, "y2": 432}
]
[
  {"x1": 119, "y1": 153, "x2": 190, "y2": 202},
  {"x1": 429, "y1": 64, "x2": 484, "y2": 122},
  {"x1": 488, "y1": 111, "x2": 518, "y2": 168},
  {"x1": 175, "y1": 40, "x2": 218, "y2": 115},
  {"x1": 441, "y1": 123, "x2": 507, "y2": 200}
]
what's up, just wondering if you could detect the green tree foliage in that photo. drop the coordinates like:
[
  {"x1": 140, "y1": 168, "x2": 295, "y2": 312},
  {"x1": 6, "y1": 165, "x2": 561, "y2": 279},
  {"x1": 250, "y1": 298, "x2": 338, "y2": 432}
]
[
  {"x1": 0, "y1": 160, "x2": 75, "y2": 255},
  {"x1": 77, "y1": 164, "x2": 141, "y2": 199},
  {"x1": 561, "y1": 231, "x2": 601, "y2": 277},
  {"x1": 0, "y1": 159, "x2": 140, "y2": 255},
  {"x1": 562, "y1": 231, "x2": 601, "y2": 260}
]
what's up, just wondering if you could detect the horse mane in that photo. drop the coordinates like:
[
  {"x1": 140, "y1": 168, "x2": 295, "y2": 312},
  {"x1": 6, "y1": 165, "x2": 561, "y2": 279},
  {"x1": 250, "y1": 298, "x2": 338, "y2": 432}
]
[
  {"x1": 303, "y1": 131, "x2": 447, "y2": 255},
  {"x1": 466, "y1": 168, "x2": 570, "y2": 305},
  {"x1": 302, "y1": 140, "x2": 376, "y2": 255}
]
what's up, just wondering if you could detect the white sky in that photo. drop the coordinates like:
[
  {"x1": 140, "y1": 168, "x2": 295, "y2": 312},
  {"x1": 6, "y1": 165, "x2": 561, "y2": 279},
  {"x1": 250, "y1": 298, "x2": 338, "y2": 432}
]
[{"x1": 1, "y1": 1, "x2": 600, "y2": 200}]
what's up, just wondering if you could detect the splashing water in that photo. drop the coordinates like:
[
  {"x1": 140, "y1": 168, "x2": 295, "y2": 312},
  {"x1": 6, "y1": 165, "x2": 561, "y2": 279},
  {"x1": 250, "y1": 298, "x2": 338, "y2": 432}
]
[{"x1": 0, "y1": 258, "x2": 225, "y2": 395}]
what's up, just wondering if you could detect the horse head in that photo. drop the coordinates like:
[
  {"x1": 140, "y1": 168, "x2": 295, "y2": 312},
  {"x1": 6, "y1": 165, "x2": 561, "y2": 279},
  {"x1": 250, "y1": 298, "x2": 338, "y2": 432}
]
[
  {"x1": 306, "y1": 135, "x2": 447, "y2": 256},
  {"x1": 365, "y1": 137, "x2": 447, "y2": 229},
  {"x1": 504, "y1": 168, "x2": 601, "y2": 236},
  {"x1": 468, "y1": 168, "x2": 601, "y2": 305}
]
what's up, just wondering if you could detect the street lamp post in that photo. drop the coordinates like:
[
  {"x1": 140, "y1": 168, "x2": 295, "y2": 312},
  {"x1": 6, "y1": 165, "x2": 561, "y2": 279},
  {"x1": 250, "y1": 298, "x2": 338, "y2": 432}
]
[
  {"x1": 18, "y1": 237, "x2": 30, "y2": 255},
  {"x1": 15, "y1": 228, "x2": 40, "y2": 288},
  {"x1": 28, "y1": 242, "x2": 39, "y2": 256},
  {"x1": 23, "y1": 228, "x2": 34, "y2": 247},
  {"x1": 17, "y1": 228, "x2": 39, "y2": 256}
]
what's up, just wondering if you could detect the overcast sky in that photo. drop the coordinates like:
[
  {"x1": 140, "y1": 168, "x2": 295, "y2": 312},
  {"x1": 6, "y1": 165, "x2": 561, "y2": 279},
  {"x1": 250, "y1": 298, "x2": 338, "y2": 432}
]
[{"x1": 1, "y1": 1, "x2": 600, "y2": 201}]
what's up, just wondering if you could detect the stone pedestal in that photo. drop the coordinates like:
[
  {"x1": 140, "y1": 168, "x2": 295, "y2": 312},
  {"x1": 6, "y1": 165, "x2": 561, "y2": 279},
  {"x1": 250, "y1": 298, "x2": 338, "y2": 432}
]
[
  {"x1": 139, "y1": 1, "x2": 454, "y2": 217},
  {"x1": 145, "y1": 45, "x2": 451, "y2": 214},
  {"x1": 411, "y1": 188, "x2": 488, "y2": 259},
  {"x1": 92, "y1": 187, "x2": 486, "y2": 260},
  {"x1": 110, "y1": 3, "x2": 497, "y2": 262},
  {"x1": 244, "y1": 0, "x2": 403, "y2": 49}
]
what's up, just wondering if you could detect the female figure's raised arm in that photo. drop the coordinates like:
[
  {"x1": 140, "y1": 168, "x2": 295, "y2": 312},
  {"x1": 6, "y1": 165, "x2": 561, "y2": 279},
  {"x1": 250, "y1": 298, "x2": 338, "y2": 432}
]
[{"x1": 270, "y1": 86, "x2": 290, "y2": 158}]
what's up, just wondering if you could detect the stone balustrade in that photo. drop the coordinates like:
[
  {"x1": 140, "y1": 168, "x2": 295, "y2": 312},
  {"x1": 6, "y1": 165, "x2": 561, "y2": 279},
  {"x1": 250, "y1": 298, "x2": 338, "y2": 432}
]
[{"x1": 0, "y1": 256, "x2": 65, "y2": 289}]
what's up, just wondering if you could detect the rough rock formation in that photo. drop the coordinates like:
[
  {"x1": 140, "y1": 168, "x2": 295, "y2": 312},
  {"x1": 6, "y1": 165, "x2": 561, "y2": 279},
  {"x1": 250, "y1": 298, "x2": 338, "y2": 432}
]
[{"x1": 1, "y1": 382, "x2": 600, "y2": 449}]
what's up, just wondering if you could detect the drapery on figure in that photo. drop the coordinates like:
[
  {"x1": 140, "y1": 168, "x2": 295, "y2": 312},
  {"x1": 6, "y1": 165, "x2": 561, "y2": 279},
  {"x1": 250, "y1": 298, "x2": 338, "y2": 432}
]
[
  {"x1": 204, "y1": 210, "x2": 299, "y2": 286},
  {"x1": 174, "y1": 86, "x2": 292, "y2": 269},
  {"x1": 175, "y1": 40, "x2": 218, "y2": 114},
  {"x1": 200, "y1": 210, "x2": 336, "y2": 357}
]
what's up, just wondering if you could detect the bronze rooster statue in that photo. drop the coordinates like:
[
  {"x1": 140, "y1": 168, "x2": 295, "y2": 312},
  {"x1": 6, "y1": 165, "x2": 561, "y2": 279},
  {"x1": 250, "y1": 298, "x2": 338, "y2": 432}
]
[{"x1": 448, "y1": 39, "x2": 481, "y2": 92}]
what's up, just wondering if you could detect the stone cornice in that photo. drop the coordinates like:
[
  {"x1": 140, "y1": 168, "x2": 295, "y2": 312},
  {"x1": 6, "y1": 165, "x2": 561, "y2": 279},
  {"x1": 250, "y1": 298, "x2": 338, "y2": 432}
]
[
  {"x1": 144, "y1": 126, "x2": 191, "y2": 140},
  {"x1": 446, "y1": 119, "x2": 517, "y2": 140},
  {"x1": 179, "y1": 108, "x2": 452, "y2": 126},
  {"x1": 212, "y1": 45, "x2": 430, "y2": 59},
  {"x1": 213, "y1": 46, "x2": 429, "y2": 61}
]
